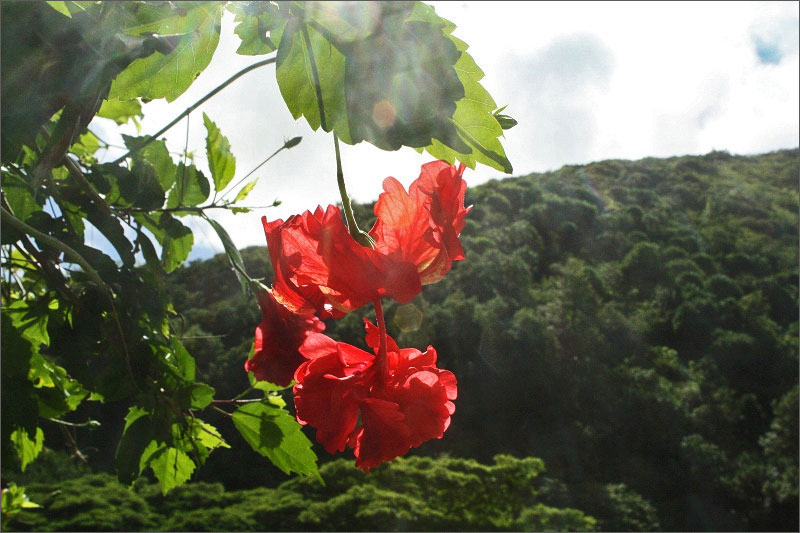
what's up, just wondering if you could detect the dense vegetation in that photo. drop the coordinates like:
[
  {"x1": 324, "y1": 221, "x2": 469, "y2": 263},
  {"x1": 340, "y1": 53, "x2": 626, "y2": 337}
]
[{"x1": 5, "y1": 148, "x2": 798, "y2": 531}]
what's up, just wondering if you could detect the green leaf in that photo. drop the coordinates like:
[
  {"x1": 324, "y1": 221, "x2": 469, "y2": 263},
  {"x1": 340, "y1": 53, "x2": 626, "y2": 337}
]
[
  {"x1": 1, "y1": 314, "x2": 41, "y2": 467},
  {"x1": 161, "y1": 217, "x2": 193, "y2": 271},
  {"x1": 189, "y1": 383, "x2": 215, "y2": 409},
  {"x1": 46, "y1": 1, "x2": 71, "y2": 17},
  {"x1": 234, "y1": 180, "x2": 258, "y2": 203},
  {"x1": 69, "y1": 131, "x2": 100, "y2": 160},
  {"x1": 167, "y1": 164, "x2": 210, "y2": 208},
  {"x1": 116, "y1": 408, "x2": 154, "y2": 485},
  {"x1": 11, "y1": 427, "x2": 44, "y2": 472},
  {"x1": 118, "y1": 162, "x2": 166, "y2": 211},
  {"x1": 339, "y1": 4, "x2": 467, "y2": 151},
  {"x1": 83, "y1": 203, "x2": 136, "y2": 267},
  {"x1": 1, "y1": 483, "x2": 40, "y2": 522},
  {"x1": 202, "y1": 113, "x2": 236, "y2": 192},
  {"x1": 97, "y1": 98, "x2": 143, "y2": 125},
  {"x1": 275, "y1": 16, "x2": 351, "y2": 141},
  {"x1": 194, "y1": 420, "x2": 229, "y2": 450},
  {"x1": 109, "y1": 2, "x2": 223, "y2": 102},
  {"x1": 228, "y1": 1, "x2": 279, "y2": 55},
  {"x1": 166, "y1": 337, "x2": 195, "y2": 382},
  {"x1": 5, "y1": 298, "x2": 50, "y2": 346},
  {"x1": 29, "y1": 352, "x2": 88, "y2": 418},
  {"x1": 148, "y1": 446, "x2": 196, "y2": 495},
  {"x1": 1, "y1": 173, "x2": 40, "y2": 223},
  {"x1": 416, "y1": 14, "x2": 512, "y2": 173},
  {"x1": 232, "y1": 402, "x2": 320, "y2": 479},
  {"x1": 204, "y1": 216, "x2": 248, "y2": 293},
  {"x1": 128, "y1": 137, "x2": 177, "y2": 192},
  {"x1": 136, "y1": 213, "x2": 194, "y2": 273}
]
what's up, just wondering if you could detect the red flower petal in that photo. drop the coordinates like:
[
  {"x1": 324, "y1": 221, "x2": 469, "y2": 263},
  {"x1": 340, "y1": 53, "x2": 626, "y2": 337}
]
[
  {"x1": 370, "y1": 161, "x2": 470, "y2": 285},
  {"x1": 263, "y1": 207, "x2": 421, "y2": 316},
  {"x1": 294, "y1": 337, "x2": 373, "y2": 454},
  {"x1": 244, "y1": 290, "x2": 324, "y2": 387},
  {"x1": 349, "y1": 398, "x2": 411, "y2": 472},
  {"x1": 293, "y1": 323, "x2": 457, "y2": 472}
]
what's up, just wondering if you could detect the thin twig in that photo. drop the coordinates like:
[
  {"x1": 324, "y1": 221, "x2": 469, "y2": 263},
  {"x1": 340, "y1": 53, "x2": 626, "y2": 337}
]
[
  {"x1": 211, "y1": 405, "x2": 233, "y2": 417},
  {"x1": 218, "y1": 140, "x2": 299, "y2": 202},
  {"x1": 1, "y1": 207, "x2": 109, "y2": 297},
  {"x1": 111, "y1": 57, "x2": 276, "y2": 165}
]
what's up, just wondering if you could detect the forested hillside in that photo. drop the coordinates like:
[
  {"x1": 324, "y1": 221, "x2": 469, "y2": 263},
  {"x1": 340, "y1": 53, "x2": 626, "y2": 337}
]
[{"x1": 6, "y1": 149, "x2": 798, "y2": 531}]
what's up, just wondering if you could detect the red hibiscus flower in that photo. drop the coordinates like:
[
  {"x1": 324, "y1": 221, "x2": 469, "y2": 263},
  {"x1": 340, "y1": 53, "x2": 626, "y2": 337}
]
[
  {"x1": 293, "y1": 320, "x2": 457, "y2": 472},
  {"x1": 263, "y1": 161, "x2": 469, "y2": 317},
  {"x1": 262, "y1": 205, "x2": 421, "y2": 317},
  {"x1": 370, "y1": 160, "x2": 470, "y2": 285},
  {"x1": 244, "y1": 289, "x2": 325, "y2": 387}
]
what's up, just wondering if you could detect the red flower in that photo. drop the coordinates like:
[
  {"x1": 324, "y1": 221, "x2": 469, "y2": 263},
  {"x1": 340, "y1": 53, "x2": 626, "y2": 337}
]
[
  {"x1": 263, "y1": 161, "x2": 469, "y2": 316},
  {"x1": 263, "y1": 205, "x2": 421, "y2": 316},
  {"x1": 293, "y1": 320, "x2": 457, "y2": 472},
  {"x1": 244, "y1": 289, "x2": 325, "y2": 387},
  {"x1": 370, "y1": 160, "x2": 470, "y2": 285}
]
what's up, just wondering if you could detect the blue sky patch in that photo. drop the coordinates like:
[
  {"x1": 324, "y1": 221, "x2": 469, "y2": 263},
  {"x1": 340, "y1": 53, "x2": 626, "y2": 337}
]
[{"x1": 754, "y1": 36, "x2": 783, "y2": 65}]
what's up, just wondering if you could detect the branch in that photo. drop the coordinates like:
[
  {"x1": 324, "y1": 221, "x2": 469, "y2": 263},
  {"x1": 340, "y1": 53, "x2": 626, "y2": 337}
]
[
  {"x1": 218, "y1": 137, "x2": 302, "y2": 202},
  {"x1": 1, "y1": 206, "x2": 111, "y2": 300},
  {"x1": 119, "y1": 201, "x2": 280, "y2": 215},
  {"x1": 111, "y1": 56, "x2": 276, "y2": 164},
  {"x1": 63, "y1": 155, "x2": 112, "y2": 216}
]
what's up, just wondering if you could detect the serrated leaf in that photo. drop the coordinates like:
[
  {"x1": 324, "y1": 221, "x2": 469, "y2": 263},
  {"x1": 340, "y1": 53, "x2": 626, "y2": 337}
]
[
  {"x1": 135, "y1": 212, "x2": 193, "y2": 273},
  {"x1": 149, "y1": 445, "x2": 196, "y2": 494},
  {"x1": 11, "y1": 427, "x2": 44, "y2": 472},
  {"x1": 109, "y1": 3, "x2": 223, "y2": 102},
  {"x1": 204, "y1": 216, "x2": 248, "y2": 293},
  {"x1": 228, "y1": 1, "x2": 279, "y2": 55},
  {"x1": 234, "y1": 180, "x2": 258, "y2": 203},
  {"x1": 189, "y1": 383, "x2": 215, "y2": 409},
  {"x1": 29, "y1": 352, "x2": 88, "y2": 418},
  {"x1": 5, "y1": 299, "x2": 52, "y2": 350},
  {"x1": 341, "y1": 5, "x2": 466, "y2": 151},
  {"x1": 127, "y1": 137, "x2": 177, "y2": 192},
  {"x1": 97, "y1": 98, "x2": 143, "y2": 125},
  {"x1": 1, "y1": 173, "x2": 40, "y2": 223},
  {"x1": 276, "y1": 16, "x2": 351, "y2": 141},
  {"x1": 194, "y1": 420, "x2": 229, "y2": 450},
  {"x1": 83, "y1": 204, "x2": 136, "y2": 267},
  {"x1": 70, "y1": 131, "x2": 100, "y2": 160},
  {"x1": 117, "y1": 162, "x2": 165, "y2": 210},
  {"x1": 167, "y1": 164, "x2": 210, "y2": 208},
  {"x1": 202, "y1": 113, "x2": 236, "y2": 192},
  {"x1": 233, "y1": 402, "x2": 320, "y2": 479},
  {"x1": 417, "y1": 18, "x2": 512, "y2": 173},
  {"x1": 166, "y1": 337, "x2": 195, "y2": 382},
  {"x1": 162, "y1": 215, "x2": 193, "y2": 272},
  {"x1": 116, "y1": 412, "x2": 154, "y2": 485}
]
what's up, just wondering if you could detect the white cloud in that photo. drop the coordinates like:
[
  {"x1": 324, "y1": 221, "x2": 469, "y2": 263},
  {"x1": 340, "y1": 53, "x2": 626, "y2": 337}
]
[{"x1": 89, "y1": 1, "x2": 799, "y2": 262}]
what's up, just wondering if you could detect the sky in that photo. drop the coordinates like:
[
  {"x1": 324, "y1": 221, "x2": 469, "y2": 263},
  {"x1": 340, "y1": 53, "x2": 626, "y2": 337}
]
[{"x1": 91, "y1": 1, "x2": 800, "y2": 261}]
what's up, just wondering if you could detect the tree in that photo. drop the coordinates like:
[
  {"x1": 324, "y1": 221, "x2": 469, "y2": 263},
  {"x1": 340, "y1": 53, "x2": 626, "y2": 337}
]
[{"x1": 0, "y1": 0, "x2": 514, "y2": 506}]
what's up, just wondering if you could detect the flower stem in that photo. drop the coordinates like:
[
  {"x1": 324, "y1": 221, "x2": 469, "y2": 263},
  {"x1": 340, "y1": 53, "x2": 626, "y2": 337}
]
[
  {"x1": 333, "y1": 135, "x2": 375, "y2": 247},
  {"x1": 300, "y1": 18, "x2": 371, "y2": 248},
  {"x1": 373, "y1": 298, "x2": 389, "y2": 379}
]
